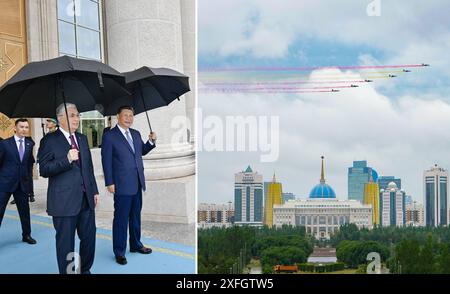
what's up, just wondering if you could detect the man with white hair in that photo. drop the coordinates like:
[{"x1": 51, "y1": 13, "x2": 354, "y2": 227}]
[{"x1": 38, "y1": 103, "x2": 99, "y2": 274}]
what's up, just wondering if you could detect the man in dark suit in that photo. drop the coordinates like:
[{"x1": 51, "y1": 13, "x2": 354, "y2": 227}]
[
  {"x1": 101, "y1": 106, "x2": 156, "y2": 265},
  {"x1": 38, "y1": 103, "x2": 99, "y2": 274},
  {"x1": 0, "y1": 118, "x2": 36, "y2": 245}
]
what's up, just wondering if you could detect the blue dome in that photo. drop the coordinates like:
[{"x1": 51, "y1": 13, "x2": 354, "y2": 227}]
[{"x1": 309, "y1": 183, "x2": 336, "y2": 198}]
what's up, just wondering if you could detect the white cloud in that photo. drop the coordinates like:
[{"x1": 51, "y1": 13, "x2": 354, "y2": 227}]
[{"x1": 199, "y1": 0, "x2": 450, "y2": 59}]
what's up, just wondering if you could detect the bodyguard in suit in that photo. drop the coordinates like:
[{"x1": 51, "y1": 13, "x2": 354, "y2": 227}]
[
  {"x1": 101, "y1": 106, "x2": 156, "y2": 265},
  {"x1": 0, "y1": 118, "x2": 36, "y2": 245},
  {"x1": 38, "y1": 103, "x2": 99, "y2": 274}
]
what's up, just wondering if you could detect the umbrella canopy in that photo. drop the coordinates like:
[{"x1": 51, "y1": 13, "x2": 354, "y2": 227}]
[
  {"x1": 0, "y1": 55, "x2": 130, "y2": 118},
  {"x1": 103, "y1": 66, "x2": 190, "y2": 117}
]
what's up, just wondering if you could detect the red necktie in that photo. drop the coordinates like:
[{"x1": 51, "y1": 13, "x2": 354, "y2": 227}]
[{"x1": 70, "y1": 134, "x2": 85, "y2": 192}]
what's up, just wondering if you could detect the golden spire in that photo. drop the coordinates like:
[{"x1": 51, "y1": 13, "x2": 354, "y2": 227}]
[
  {"x1": 320, "y1": 156, "x2": 325, "y2": 183},
  {"x1": 272, "y1": 172, "x2": 276, "y2": 183}
]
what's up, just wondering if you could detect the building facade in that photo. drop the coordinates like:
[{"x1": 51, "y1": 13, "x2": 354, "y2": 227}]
[
  {"x1": 264, "y1": 174, "x2": 282, "y2": 227},
  {"x1": 234, "y1": 166, "x2": 263, "y2": 226},
  {"x1": 364, "y1": 181, "x2": 380, "y2": 226},
  {"x1": 380, "y1": 182, "x2": 405, "y2": 226},
  {"x1": 405, "y1": 201, "x2": 424, "y2": 227},
  {"x1": 424, "y1": 164, "x2": 449, "y2": 227},
  {"x1": 348, "y1": 160, "x2": 377, "y2": 203},
  {"x1": 273, "y1": 199, "x2": 372, "y2": 240},
  {"x1": 198, "y1": 202, "x2": 234, "y2": 229}
]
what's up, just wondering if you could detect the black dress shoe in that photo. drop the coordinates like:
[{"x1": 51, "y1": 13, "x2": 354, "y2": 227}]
[
  {"x1": 115, "y1": 256, "x2": 127, "y2": 265},
  {"x1": 10, "y1": 200, "x2": 16, "y2": 205},
  {"x1": 22, "y1": 235, "x2": 37, "y2": 245},
  {"x1": 130, "y1": 246, "x2": 152, "y2": 254}
]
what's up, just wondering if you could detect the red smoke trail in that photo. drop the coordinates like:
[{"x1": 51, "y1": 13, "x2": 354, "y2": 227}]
[{"x1": 202, "y1": 64, "x2": 426, "y2": 72}]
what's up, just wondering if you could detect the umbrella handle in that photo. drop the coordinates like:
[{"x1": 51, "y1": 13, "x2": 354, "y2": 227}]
[
  {"x1": 59, "y1": 75, "x2": 72, "y2": 135},
  {"x1": 138, "y1": 81, "x2": 154, "y2": 142}
]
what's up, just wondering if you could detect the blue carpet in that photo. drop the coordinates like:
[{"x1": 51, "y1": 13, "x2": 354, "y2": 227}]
[{"x1": 0, "y1": 210, "x2": 195, "y2": 274}]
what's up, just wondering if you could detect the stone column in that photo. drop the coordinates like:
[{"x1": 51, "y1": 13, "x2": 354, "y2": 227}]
[
  {"x1": 103, "y1": 0, "x2": 195, "y2": 223},
  {"x1": 25, "y1": 0, "x2": 59, "y2": 178},
  {"x1": 181, "y1": 0, "x2": 196, "y2": 143}
]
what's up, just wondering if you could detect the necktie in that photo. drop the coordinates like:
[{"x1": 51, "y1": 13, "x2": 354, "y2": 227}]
[
  {"x1": 69, "y1": 134, "x2": 81, "y2": 166},
  {"x1": 18, "y1": 139, "x2": 24, "y2": 162},
  {"x1": 125, "y1": 131, "x2": 135, "y2": 153},
  {"x1": 70, "y1": 134, "x2": 85, "y2": 192},
  {"x1": 70, "y1": 134, "x2": 78, "y2": 150}
]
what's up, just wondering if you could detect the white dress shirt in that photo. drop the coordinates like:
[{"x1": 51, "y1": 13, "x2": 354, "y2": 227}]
[
  {"x1": 14, "y1": 135, "x2": 26, "y2": 152},
  {"x1": 59, "y1": 127, "x2": 79, "y2": 147},
  {"x1": 117, "y1": 125, "x2": 154, "y2": 146}
]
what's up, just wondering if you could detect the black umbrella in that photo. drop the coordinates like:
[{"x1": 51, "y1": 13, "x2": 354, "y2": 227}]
[
  {"x1": 103, "y1": 66, "x2": 190, "y2": 132},
  {"x1": 0, "y1": 55, "x2": 130, "y2": 134}
]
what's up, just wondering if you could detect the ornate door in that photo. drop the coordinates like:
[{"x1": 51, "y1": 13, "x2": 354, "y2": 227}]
[{"x1": 0, "y1": 0, "x2": 28, "y2": 139}]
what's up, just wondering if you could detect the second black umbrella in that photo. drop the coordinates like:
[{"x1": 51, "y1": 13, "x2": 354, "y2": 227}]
[{"x1": 103, "y1": 66, "x2": 190, "y2": 132}]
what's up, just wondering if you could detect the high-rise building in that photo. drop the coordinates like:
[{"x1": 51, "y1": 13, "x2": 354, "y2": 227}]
[
  {"x1": 198, "y1": 202, "x2": 234, "y2": 229},
  {"x1": 405, "y1": 201, "x2": 424, "y2": 227},
  {"x1": 380, "y1": 182, "x2": 405, "y2": 226},
  {"x1": 234, "y1": 166, "x2": 264, "y2": 226},
  {"x1": 282, "y1": 192, "x2": 296, "y2": 204},
  {"x1": 364, "y1": 174, "x2": 380, "y2": 226},
  {"x1": 404, "y1": 195, "x2": 413, "y2": 206},
  {"x1": 378, "y1": 176, "x2": 402, "y2": 191},
  {"x1": 348, "y1": 160, "x2": 378, "y2": 202},
  {"x1": 264, "y1": 181, "x2": 270, "y2": 209},
  {"x1": 264, "y1": 174, "x2": 283, "y2": 227},
  {"x1": 424, "y1": 164, "x2": 449, "y2": 227}
]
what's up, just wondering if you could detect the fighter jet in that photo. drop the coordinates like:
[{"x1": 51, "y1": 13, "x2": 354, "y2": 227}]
[
  {"x1": 389, "y1": 74, "x2": 397, "y2": 78},
  {"x1": 403, "y1": 69, "x2": 411, "y2": 72},
  {"x1": 331, "y1": 89, "x2": 340, "y2": 92},
  {"x1": 350, "y1": 84, "x2": 359, "y2": 87},
  {"x1": 421, "y1": 63, "x2": 430, "y2": 66},
  {"x1": 364, "y1": 79, "x2": 373, "y2": 82}
]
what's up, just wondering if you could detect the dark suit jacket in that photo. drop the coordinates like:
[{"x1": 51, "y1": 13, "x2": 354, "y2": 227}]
[
  {"x1": 101, "y1": 126, "x2": 155, "y2": 195},
  {"x1": 38, "y1": 129, "x2": 98, "y2": 217},
  {"x1": 0, "y1": 136, "x2": 35, "y2": 193}
]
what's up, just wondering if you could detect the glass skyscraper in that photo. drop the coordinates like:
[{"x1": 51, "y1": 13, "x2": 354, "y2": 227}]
[
  {"x1": 348, "y1": 161, "x2": 377, "y2": 202},
  {"x1": 234, "y1": 166, "x2": 263, "y2": 226},
  {"x1": 424, "y1": 165, "x2": 449, "y2": 227}
]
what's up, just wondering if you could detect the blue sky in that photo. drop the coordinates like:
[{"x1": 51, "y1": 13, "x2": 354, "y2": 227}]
[{"x1": 198, "y1": 0, "x2": 450, "y2": 204}]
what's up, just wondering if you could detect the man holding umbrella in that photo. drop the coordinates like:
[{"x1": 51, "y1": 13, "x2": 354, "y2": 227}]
[
  {"x1": 0, "y1": 118, "x2": 36, "y2": 245},
  {"x1": 38, "y1": 103, "x2": 99, "y2": 274},
  {"x1": 101, "y1": 105, "x2": 156, "y2": 265}
]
